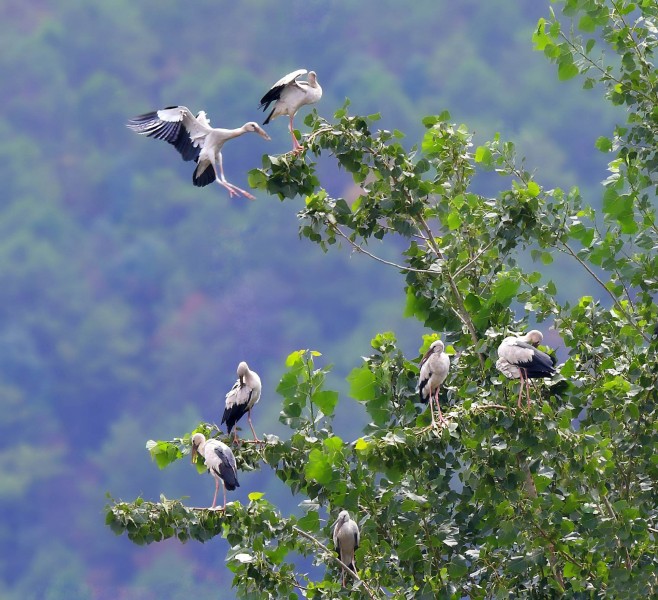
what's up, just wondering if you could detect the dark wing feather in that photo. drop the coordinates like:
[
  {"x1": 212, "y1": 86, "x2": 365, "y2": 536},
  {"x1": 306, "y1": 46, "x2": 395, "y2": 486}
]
[
  {"x1": 418, "y1": 376, "x2": 431, "y2": 404},
  {"x1": 514, "y1": 341, "x2": 555, "y2": 378},
  {"x1": 210, "y1": 445, "x2": 240, "y2": 490},
  {"x1": 192, "y1": 161, "x2": 216, "y2": 187},
  {"x1": 127, "y1": 106, "x2": 201, "y2": 162},
  {"x1": 259, "y1": 85, "x2": 285, "y2": 113},
  {"x1": 221, "y1": 394, "x2": 251, "y2": 434}
]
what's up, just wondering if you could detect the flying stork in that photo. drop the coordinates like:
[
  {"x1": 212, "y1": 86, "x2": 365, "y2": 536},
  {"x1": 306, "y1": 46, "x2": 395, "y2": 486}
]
[
  {"x1": 259, "y1": 69, "x2": 322, "y2": 152},
  {"x1": 221, "y1": 361, "x2": 262, "y2": 443},
  {"x1": 127, "y1": 106, "x2": 270, "y2": 199},
  {"x1": 418, "y1": 339, "x2": 450, "y2": 428},
  {"x1": 496, "y1": 329, "x2": 556, "y2": 409},
  {"x1": 191, "y1": 432, "x2": 240, "y2": 510},
  {"x1": 332, "y1": 510, "x2": 360, "y2": 588}
]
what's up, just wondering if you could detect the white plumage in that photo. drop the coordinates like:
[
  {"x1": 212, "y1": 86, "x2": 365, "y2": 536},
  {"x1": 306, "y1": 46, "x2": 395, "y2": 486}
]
[
  {"x1": 191, "y1": 432, "x2": 240, "y2": 510},
  {"x1": 221, "y1": 361, "x2": 262, "y2": 443},
  {"x1": 127, "y1": 106, "x2": 270, "y2": 199},
  {"x1": 333, "y1": 510, "x2": 360, "y2": 587},
  {"x1": 418, "y1": 340, "x2": 450, "y2": 427},
  {"x1": 497, "y1": 329, "x2": 555, "y2": 408},
  {"x1": 259, "y1": 69, "x2": 322, "y2": 152}
]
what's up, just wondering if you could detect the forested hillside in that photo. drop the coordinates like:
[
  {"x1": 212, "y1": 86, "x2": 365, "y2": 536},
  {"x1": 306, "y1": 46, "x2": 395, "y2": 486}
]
[{"x1": 0, "y1": 1, "x2": 622, "y2": 598}]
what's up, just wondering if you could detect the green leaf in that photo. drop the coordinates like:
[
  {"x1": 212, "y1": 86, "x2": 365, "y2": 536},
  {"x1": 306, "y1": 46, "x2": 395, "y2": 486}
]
[
  {"x1": 595, "y1": 136, "x2": 613, "y2": 152},
  {"x1": 312, "y1": 390, "x2": 339, "y2": 415},
  {"x1": 305, "y1": 449, "x2": 333, "y2": 484},
  {"x1": 558, "y1": 60, "x2": 579, "y2": 81},
  {"x1": 296, "y1": 510, "x2": 320, "y2": 532},
  {"x1": 248, "y1": 492, "x2": 265, "y2": 501},
  {"x1": 475, "y1": 146, "x2": 492, "y2": 165},
  {"x1": 346, "y1": 366, "x2": 376, "y2": 401}
]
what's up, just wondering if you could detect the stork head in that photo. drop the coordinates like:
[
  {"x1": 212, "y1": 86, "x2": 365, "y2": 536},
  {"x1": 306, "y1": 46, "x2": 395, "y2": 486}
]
[
  {"x1": 334, "y1": 510, "x2": 350, "y2": 529},
  {"x1": 422, "y1": 339, "x2": 445, "y2": 362},
  {"x1": 524, "y1": 330, "x2": 544, "y2": 347},
  {"x1": 191, "y1": 432, "x2": 206, "y2": 463},
  {"x1": 429, "y1": 340, "x2": 445, "y2": 354},
  {"x1": 243, "y1": 122, "x2": 271, "y2": 141},
  {"x1": 307, "y1": 71, "x2": 319, "y2": 86}
]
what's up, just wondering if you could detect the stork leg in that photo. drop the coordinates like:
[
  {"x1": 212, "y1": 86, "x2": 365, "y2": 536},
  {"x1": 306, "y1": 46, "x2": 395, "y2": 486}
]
[
  {"x1": 215, "y1": 152, "x2": 256, "y2": 200},
  {"x1": 517, "y1": 371, "x2": 526, "y2": 409},
  {"x1": 247, "y1": 409, "x2": 262, "y2": 443},
  {"x1": 211, "y1": 477, "x2": 220, "y2": 509},
  {"x1": 434, "y1": 388, "x2": 447, "y2": 425},
  {"x1": 525, "y1": 372, "x2": 533, "y2": 409},
  {"x1": 421, "y1": 385, "x2": 446, "y2": 432},
  {"x1": 289, "y1": 115, "x2": 303, "y2": 152}
]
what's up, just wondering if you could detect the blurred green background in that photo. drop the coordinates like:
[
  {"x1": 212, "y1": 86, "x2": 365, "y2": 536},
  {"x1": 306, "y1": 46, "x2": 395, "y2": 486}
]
[{"x1": 0, "y1": 1, "x2": 619, "y2": 598}]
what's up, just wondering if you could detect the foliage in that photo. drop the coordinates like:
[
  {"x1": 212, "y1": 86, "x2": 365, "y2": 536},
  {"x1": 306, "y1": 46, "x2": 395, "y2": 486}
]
[{"x1": 107, "y1": 4, "x2": 658, "y2": 598}]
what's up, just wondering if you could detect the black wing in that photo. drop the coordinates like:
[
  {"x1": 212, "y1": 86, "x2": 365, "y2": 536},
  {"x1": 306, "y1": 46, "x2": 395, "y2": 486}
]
[
  {"x1": 192, "y1": 161, "x2": 216, "y2": 187},
  {"x1": 212, "y1": 447, "x2": 240, "y2": 491},
  {"x1": 127, "y1": 106, "x2": 201, "y2": 162},
  {"x1": 221, "y1": 392, "x2": 252, "y2": 434},
  {"x1": 515, "y1": 341, "x2": 556, "y2": 378}
]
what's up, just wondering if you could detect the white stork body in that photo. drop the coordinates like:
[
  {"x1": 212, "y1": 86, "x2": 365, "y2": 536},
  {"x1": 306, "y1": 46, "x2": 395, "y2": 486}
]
[
  {"x1": 127, "y1": 106, "x2": 270, "y2": 199},
  {"x1": 418, "y1": 340, "x2": 450, "y2": 427},
  {"x1": 333, "y1": 510, "x2": 360, "y2": 587},
  {"x1": 191, "y1": 433, "x2": 239, "y2": 510},
  {"x1": 221, "y1": 361, "x2": 262, "y2": 443},
  {"x1": 259, "y1": 69, "x2": 322, "y2": 152},
  {"x1": 497, "y1": 329, "x2": 555, "y2": 408}
]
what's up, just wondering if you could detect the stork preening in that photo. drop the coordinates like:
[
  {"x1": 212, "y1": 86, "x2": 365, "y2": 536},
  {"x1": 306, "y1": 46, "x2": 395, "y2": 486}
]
[
  {"x1": 259, "y1": 69, "x2": 322, "y2": 152},
  {"x1": 418, "y1": 340, "x2": 450, "y2": 428},
  {"x1": 127, "y1": 106, "x2": 270, "y2": 200},
  {"x1": 191, "y1": 432, "x2": 240, "y2": 510},
  {"x1": 221, "y1": 361, "x2": 262, "y2": 443},
  {"x1": 496, "y1": 329, "x2": 556, "y2": 409},
  {"x1": 333, "y1": 510, "x2": 360, "y2": 588}
]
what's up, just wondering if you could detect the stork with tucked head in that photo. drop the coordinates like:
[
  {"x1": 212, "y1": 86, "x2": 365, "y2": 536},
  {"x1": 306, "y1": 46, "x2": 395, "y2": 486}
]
[
  {"x1": 418, "y1": 339, "x2": 450, "y2": 428},
  {"x1": 191, "y1": 432, "x2": 240, "y2": 510},
  {"x1": 496, "y1": 329, "x2": 556, "y2": 409},
  {"x1": 332, "y1": 510, "x2": 360, "y2": 588},
  {"x1": 259, "y1": 69, "x2": 322, "y2": 152},
  {"x1": 222, "y1": 361, "x2": 262, "y2": 443},
  {"x1": 127, "y1": 106, "x2": 270, "y2": 200}
]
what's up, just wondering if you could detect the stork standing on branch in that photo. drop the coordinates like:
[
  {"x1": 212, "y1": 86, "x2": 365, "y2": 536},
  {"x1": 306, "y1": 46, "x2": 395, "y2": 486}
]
[
  {"x1": 418, "y1": 339, "x2": 450, "y2": 428},
  {"x1": 222, "y1": 361, "x2": 262, "y2": 443},
  {"x1": 496, "y1": 329, "x2": 556, "y2": 409},
  {"x1": 127, "y1": 106, "x2": 270, "y2": 199},
  {"x1": 259, "y1": 69, "x2": 322, "y2": 152},
  {"x1": 191, "y1": 433, "x2": 239, "y2": 510},
  {"x1": 333, "y1": 510, "x2": 360, "y2": 588}
]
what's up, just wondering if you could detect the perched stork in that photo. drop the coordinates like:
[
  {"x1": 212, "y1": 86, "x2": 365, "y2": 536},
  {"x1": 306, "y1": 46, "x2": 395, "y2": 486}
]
[
  {"x1": 221, "y1": 361, "x2": 262, "y2": 443},
  {"x1": 333, "y1": 510, "x2": 360, "y2": 588},
  {"x1": 259, "y1": 69, "x2": 322, "y2": 152},
  {"x1": 496, "y1": 329, "x2": 556, "y2": 409},
  {"x1": 418, "y1": 340, "x2": 450, "y2": 428},
  {"x1": 191, "y1": 432, "x2": 240, "y2": 510},
  {"x1": 127, "y1": 106, "x2": 270, "y2": 200}
]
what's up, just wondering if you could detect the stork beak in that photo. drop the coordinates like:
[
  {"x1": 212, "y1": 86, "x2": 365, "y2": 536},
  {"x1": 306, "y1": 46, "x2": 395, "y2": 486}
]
[
  {"x1": 191, "y1": 444, "x2": 198, "y2": 464},
  {"x1": 256, "y1": 126, "x2": 271, "y2": 141}
]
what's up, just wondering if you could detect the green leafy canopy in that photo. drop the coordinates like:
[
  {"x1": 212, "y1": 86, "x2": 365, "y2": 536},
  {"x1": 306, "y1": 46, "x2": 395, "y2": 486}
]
[{"x1": 107, "y1": 3, "x2": 658, "y2": 597}]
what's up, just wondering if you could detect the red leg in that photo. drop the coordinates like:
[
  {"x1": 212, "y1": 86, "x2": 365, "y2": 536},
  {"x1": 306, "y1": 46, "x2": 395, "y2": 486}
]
[
  {"x1": 211, "y1": 478, "x2": 219, "y2": 508},
  {"x1": 289, "y1": 115, "x2": 302, "y2": 152},
  {"x1": 517, "y1": 371, "x2": 525, "y2": 409},
  {"x1": 247, "y1": 410, "x2": 262, "y2": 442},
  {"x1": 434, "y1": 388, "x2": 446, "y2": 425}
]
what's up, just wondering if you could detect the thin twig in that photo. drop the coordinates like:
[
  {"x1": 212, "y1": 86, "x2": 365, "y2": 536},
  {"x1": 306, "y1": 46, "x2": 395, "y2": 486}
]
[
  {"x1": 559, "y1": 242, "x2": 651, "y2": 342},
  {"x1": 292, "y1": 525, "x2": 380, "y2": 600},
  {"x1": 329, "y1": 223, "x2": 438, "y2": 274}
]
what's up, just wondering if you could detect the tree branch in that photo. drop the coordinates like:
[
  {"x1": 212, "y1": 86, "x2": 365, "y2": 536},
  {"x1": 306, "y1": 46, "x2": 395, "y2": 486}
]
[{"x1": 292, "y1": 525, "x2": 381, "y2": 600}]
